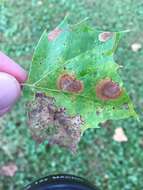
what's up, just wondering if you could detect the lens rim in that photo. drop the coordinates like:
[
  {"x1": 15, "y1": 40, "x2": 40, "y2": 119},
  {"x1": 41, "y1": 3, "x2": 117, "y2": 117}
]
[{"x1": 24, "y1": 174, "x2": 99, "y2": 190}]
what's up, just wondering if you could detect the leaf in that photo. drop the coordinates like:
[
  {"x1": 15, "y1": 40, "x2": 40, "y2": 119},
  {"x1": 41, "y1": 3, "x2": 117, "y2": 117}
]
[
  {"x1": 131, "y1": 42, "x2": 142, "y2": 52},
  {"x1": 0, "y1": 163, "x2": 18, "y2": 177},
  {"x1": 24, "y1": 17, "x2": 138, "y2": 151},
  {"x1": 113, "y1": 127, "x2": 128, "y2": 142}
]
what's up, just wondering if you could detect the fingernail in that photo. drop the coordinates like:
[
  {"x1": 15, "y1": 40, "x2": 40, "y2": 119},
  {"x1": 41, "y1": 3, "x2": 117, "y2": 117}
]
[{"x1": 0, "y1": 72, "x2": 21, "y2": 116}]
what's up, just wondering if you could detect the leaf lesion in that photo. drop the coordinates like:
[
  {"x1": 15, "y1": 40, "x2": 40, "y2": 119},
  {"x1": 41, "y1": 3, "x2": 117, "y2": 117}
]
[
  {"x1": 95, "y1": 79, "x2": 123, "y2": 101},
  {"x1": 28, "y1": 92, "x2": 84, "y2": 152},
  {"x1": 57, "y1": 73, "x2": 84, "y2": 93}
]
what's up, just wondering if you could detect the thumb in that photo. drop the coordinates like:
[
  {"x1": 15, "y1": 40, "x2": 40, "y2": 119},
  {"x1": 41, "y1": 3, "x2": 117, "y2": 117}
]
[{"x1": 0, "y1": 72, "x2": 21, "y2": 116}]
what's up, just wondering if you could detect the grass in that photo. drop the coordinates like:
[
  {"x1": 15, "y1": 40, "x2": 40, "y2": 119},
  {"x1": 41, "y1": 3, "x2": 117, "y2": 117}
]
[{"x1": 0, "y1": 0, "x2": 143, "y2": 189}]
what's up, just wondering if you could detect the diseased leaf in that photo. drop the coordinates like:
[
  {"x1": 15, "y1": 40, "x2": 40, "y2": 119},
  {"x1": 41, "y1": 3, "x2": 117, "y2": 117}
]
[{"x1": 24, "y1": 17, "x2": 138, "y2": 152}]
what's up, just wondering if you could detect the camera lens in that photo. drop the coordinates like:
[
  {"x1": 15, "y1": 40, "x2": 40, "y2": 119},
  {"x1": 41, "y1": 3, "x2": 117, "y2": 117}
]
[{"x1": 24, "y1": 174, "x2": 99, "y2": 190}]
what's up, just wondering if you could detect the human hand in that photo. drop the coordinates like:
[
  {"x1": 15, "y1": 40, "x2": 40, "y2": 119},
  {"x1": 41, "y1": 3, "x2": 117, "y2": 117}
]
[{"x1": 0, "y1": 51, "x2": 27, "y2": 116}]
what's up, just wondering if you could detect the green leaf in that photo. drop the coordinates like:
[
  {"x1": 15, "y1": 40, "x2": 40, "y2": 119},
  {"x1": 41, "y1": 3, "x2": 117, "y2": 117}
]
[{"x1": 24, "y1": 17, "x2": 138, "y2": 151}]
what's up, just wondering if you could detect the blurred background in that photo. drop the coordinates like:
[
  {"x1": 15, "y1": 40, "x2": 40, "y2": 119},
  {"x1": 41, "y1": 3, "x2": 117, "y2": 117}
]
[{"x1": 0, "y1": 0, "x2": 143, "y2": 189}]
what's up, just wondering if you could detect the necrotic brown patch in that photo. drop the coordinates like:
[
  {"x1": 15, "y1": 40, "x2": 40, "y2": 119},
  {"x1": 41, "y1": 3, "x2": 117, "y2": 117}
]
[
  {"x1": 48, "y1": 28, "x2": 62, "y2": 41},
  {"x1": 57, "y1": 74, "x2": 84, "y2": 93},
  {"x1": 28, "y1": 92, "x2": 84, "y2": 153},
  {"x1": 96, "y1": 79, "x2": 122, "y2": 100}
]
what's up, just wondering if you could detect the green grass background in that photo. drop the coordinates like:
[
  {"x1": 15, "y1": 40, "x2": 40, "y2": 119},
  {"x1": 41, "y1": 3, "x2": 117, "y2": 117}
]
[{"x1": 0, "y1": 0, "x2": 143, "y2": 189}]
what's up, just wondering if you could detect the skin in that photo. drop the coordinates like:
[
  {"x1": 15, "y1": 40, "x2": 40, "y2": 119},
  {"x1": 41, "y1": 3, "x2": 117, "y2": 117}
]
[{"x1": 0, "y1": 51, "x2": 27, "y2": 116}]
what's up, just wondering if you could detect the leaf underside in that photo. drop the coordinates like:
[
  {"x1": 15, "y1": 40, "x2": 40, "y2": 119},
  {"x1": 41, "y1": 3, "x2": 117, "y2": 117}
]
[{"x1": 24, "y1": 17, "x2": 138, "y2": 152}]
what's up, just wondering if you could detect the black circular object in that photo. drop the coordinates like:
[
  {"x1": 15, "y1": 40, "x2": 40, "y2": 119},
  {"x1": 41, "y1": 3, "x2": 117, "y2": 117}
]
[{"x1": 24, "y1": 174, "x2": 99, "y2": 190}]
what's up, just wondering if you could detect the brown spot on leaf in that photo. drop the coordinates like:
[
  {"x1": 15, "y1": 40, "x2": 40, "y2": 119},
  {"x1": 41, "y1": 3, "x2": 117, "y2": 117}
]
[
  {"x1": 96, "y1": 79, "x2": 122, "y2": 100},
  {"x1": 58, "y1": 74, "x2": 84, "y2": 93},
  {"x1": 48, "y1": 28, "x2": 62, "y2": 41},
  {"x1": 28, "y1": 92, "x2": 84, "y2": 153},
  {"x1": 98, "y1": 32, "x2": 113, "y2": 42}
]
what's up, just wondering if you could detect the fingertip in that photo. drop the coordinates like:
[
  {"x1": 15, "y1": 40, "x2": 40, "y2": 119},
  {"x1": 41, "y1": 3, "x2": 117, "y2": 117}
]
[
  {"x1": 20, "y1": 69, "x2": 28, "y2": 83},
  {"x1": 0, "y1": 51, "x2": 28, "y2": 83},
  {"x1": 0, "y1": 72, "x2": 21, "y2": 116}
]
